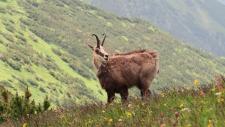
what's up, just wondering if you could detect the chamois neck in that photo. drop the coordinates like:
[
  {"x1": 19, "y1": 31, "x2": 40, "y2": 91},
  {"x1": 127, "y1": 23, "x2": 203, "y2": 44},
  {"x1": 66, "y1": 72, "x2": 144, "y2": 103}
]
[{"x1": 93, "y1": 53, "x2": 106, "y2": 70}]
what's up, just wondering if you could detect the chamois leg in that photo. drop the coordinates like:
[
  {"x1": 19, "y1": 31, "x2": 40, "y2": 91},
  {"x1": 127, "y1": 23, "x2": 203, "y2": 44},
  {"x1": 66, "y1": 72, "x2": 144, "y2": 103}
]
[
  {"x1": 141, "y1": 89, "x2": 151, "y2": 99},
  {"x1": 139, "y1": 79, "x2": 152, "y2": 100},
  {"x1": 119, "y1": 87, "x2": 128, "y2": 103},
  {"x1": 107, "y1": 91, "x2": 115, "y2": 104}
]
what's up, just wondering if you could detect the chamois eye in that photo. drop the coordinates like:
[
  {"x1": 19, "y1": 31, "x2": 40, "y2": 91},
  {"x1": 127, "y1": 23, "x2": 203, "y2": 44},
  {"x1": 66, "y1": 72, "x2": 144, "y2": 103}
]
[{"x1": 95, "y1": 49, "x2": 100, "y2": 53}]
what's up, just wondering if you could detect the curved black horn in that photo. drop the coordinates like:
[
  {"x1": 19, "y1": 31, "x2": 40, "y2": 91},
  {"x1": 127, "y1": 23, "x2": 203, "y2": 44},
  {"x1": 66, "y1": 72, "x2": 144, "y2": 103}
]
[
  {"x1": 101, "y1": 33, "x2": 106, "y2": 46},
  {"x1": 92, "y1": 34, "x2": 100, "y2": 48}
]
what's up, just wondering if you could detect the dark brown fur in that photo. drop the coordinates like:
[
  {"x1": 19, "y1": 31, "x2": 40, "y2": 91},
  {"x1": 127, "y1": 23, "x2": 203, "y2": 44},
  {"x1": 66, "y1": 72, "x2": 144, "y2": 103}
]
[
  {"x1": 97, "y1": 51, "x2": 159, "y2": 103},
  {"x1": 88, "y1": 34, "x2": 159, "y2": 103}
]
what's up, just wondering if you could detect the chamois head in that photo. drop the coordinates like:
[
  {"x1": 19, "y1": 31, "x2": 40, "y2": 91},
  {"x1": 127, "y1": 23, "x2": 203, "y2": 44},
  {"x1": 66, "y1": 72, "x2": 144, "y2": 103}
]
[
  {"x1": 88, "y1": 34, "x2": 109, "y2": 69},
  {"x1": 88, "y1": 34, "x2": 109, "y2": 60}
]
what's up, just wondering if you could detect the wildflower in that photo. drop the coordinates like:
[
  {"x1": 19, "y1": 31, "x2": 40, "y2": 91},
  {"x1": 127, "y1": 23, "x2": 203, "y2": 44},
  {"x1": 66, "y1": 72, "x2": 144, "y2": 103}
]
[
  {"x1": 215, "y1": 92, "x2": 222, "y2": 96},
  {"x1": 118, "y1": 118, "x2": 123, "y2": 122},
  {"x1": 181, "y1": 108, "x2": 191, "y2": 112},
  {"x1": 108, "y1": 118, "x2": 113, "y2": 122},
  {"x1": 186, "y1": 124, "x2": 192, "y2": 127},
  {"x1": 179, "y1": 103, "x2": 184, "y2": 108},
  {"x1": 175, "y1": 112, "x2": 179, "y2": 118},
  {"x1": 108, "y1": 118, "x2": 113, "y2": 123},
  {"x1": 126, "y1": 111, "x2": 132, "y2": 118},
  {"x1": 128, "y1": 104, "x2": 132, "y2": 108},
  {"x1": 102, "y1": 110, "x2": 105, "y2": 113},
  {"x1": 22, "y1": 123, "x2": 28, "y2": 127},
  {"x1": 194, "y1": 79, "x2": 200, "y2": 87},
  {"x1": 211, "y1": 87, "x2": 216, "y2": 92},
  {"x1": 207, "y1": 120, "x2": 213, "y2": 127},
  {"x1": 217, "y1": 98, "x2": 224, "y2": 103},
  {"x1": 160, "y1": 92, "x2": 165, "y2": 97}
]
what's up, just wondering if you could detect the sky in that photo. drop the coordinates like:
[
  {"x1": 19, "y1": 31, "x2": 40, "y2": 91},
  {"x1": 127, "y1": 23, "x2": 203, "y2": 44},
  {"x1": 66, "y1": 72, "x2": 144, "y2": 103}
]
[{"x1": 218, "y1": 0, "x2": 225, "y2": 5}]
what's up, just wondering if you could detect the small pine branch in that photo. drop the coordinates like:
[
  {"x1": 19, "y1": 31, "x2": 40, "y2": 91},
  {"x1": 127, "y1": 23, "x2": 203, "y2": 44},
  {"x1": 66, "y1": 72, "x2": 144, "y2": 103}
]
[
  {"x1": 25, "y1": 86, "x2": 32, "y2": 100},
  {"x1": 43, "y1": 96, "x2": 50, "y2": 111},
  {"x1": 1, "y1": 90, "x2": 8, "y2": 103}
]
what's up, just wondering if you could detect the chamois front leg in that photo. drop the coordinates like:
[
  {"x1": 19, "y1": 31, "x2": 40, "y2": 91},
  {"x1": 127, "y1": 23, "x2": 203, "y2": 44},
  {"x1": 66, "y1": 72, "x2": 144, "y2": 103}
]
[
  {"x1": 141, "y1": 89, "x2": 151, "y2": 99},
  {"x1": 107, "y1": 90, "x2": 115, "y2": 104},
  {"x1": 139, "y1": 81, "x2": 152, "y2": 100},
  {"x1": 119, "y1": 87, "x2": 128, "y2": 103}
]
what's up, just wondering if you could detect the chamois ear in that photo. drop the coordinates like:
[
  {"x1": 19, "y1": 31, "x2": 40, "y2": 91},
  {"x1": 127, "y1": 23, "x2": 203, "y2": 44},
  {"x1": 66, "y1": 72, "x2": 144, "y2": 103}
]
[
  {"x1": 101, "y1": 33, "x2": 106, "y2": 46},
  {"x1": 87, "y1": 44, "x2": 94, "y2": 51},
  {"x1": 92, "y1": 34, "x2": 100, "y2": 48}
]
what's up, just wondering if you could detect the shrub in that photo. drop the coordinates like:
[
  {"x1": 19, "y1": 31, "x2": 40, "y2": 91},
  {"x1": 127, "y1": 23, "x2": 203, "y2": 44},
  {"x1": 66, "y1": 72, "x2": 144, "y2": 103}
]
[
  {"x1": 43, "y1": 96, "x2": 50, "y2": 111},
  {"x1": 27, "y1": 79, "x2": 39, "y2": 87},
  {"x1": 6, "y1": 59, "x2": 22, "y2": 71},
  {"x1": 0, "y1": 87, "x2": 51, "y2": 123},
  {"x1": 39, "y1": 87, "x2": 46, "y2": 93}
]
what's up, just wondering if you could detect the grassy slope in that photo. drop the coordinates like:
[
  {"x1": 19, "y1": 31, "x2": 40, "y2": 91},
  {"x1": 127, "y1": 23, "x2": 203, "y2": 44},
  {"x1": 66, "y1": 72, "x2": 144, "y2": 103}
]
[
  {"x1": 21, "y1": 0, "x2": 225, "y2": 88},
  {"x1": 4, "y1": 84, "x2": 225, "y2": 127},
  {"x1": 0, "y1": 0, "x2": 105, "y2": 106}
]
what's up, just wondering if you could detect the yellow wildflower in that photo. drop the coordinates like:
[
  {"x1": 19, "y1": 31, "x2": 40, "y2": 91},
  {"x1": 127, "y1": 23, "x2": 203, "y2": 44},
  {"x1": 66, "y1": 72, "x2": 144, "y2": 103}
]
[
  {"x1": 194, "y1": 79, "x2": 200, "y2": 87},
  {"x1": 126, "y1": 111, "x2": 132, "y2": 118},
  {"x1": 179, "y1": 103, "x2": 184, "y2": 108},
  {"x1": 207, "y1": 120, "x2": 213, "y2": 127},
  {"x1": 108, "y1": 118, "x2": 113, "y2": 123},
  {"x1": 108, "y1": 118, "x2": 113, "y2": 122},
  {"x1": 160, "y1": 92, "x2": 165, "y2": 97},
  {"x1": 217, "y1": 98, "x2": 224, "y2": 103},
  {"x1": 22, "y1": 123, "x2": 28, "y2": 127},
  {"x1": 185, "y1": 124, "x2": 192, "y2": 127}
]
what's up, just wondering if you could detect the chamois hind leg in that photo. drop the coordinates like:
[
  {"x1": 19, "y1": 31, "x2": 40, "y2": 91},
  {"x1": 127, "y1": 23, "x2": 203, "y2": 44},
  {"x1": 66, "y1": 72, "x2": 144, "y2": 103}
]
[
  {"x1": 107, "y1": 91, "x2": 115, "y2": 104},
  {"x1": 119, "y1": 87, "x2": 128, "y2": 103}
]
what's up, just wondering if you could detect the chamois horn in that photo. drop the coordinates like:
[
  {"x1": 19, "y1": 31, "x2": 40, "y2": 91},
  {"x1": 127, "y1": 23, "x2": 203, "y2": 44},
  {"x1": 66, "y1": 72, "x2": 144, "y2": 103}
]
[
  {"x1": 101, "y1": 33, "x2": 106, "y2": 46},
  {"x1": 92, "y1": 34, "x2": 100, "y2": 48}
]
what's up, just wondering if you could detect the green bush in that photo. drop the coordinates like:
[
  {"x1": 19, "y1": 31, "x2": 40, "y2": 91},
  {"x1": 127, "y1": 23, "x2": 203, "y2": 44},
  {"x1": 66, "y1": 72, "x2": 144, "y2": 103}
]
[
  {"x1": 0, "y1": 87, "x2": 51, "y2": 123},
  {"x1": 0, "y1": 0, "x2": 7, "y2": 2},
  {"x1": 5, "y1": 59, "x2": 22, "y2": 71},
  {"x1": 39, "y1": 87, "x2": 46, "y2": 93},
  {"x1": 27, "y1": 79, "x2": 39, "y2": 87}
]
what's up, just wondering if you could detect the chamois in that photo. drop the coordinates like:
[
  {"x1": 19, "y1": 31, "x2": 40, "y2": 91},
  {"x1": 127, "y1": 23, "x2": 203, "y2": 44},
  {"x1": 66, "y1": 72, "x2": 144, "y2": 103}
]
[{"x1": 88, "y1": 34, "x2": 159, "y2": 103}]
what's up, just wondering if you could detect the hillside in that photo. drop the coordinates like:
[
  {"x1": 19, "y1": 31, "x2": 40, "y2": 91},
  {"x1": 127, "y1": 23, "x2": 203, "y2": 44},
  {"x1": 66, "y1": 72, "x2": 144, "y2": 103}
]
[
  {"x1": 0, "y1": 0, "x2": 105, "y2": 106},
  {"x1": 0, "y1": 0, "x2": 225, "y2": 106},
  {"x1": 20, "y1": 0, "x2": 225, "y2": 86},
  {"x1": 90, "y1": 0, "x2": 225, "y2": 56}
]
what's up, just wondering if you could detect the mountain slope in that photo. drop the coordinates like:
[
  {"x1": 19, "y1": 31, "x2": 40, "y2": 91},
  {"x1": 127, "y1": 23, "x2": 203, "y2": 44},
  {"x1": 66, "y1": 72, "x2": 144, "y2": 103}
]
[
  {"x1": 0, "y1": 0, "x2": 225, "y2": 106},
  {"x1": 90, "y1": 0, "x2": 225, "y2": 56},
  {"x1": 21, "y1": 0, "x2": 225, "y2": 86},
  {"x1": 0, "y1": 0, "x2": 105, "y2": 106}
]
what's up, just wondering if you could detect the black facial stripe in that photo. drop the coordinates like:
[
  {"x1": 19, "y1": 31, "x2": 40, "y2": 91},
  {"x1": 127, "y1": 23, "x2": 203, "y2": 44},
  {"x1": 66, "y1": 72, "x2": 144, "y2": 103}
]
[{"x1": 97, "y1": 51, "x2": 105, "y2": 57}]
